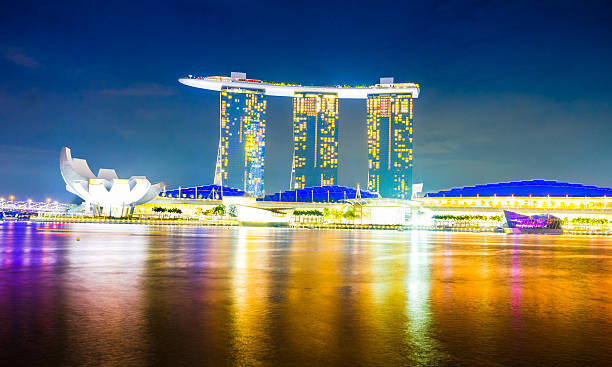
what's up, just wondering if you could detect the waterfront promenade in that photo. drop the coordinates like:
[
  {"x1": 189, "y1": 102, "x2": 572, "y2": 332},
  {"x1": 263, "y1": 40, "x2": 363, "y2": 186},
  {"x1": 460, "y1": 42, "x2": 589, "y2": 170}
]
[{"x1": 28, "y1": 215, "x2": 612, "y2": 235}]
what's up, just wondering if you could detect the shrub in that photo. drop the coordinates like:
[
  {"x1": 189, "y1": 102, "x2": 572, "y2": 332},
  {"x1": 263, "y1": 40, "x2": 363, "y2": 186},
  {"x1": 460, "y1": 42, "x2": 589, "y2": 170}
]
[{"x1": 293, "y1": 209, "x2": 324, "y2": 216}]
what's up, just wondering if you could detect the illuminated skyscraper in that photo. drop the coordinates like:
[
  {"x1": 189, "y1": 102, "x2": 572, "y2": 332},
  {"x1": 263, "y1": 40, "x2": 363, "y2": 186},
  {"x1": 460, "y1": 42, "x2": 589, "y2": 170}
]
[
  {"x1": 180, "y1": 73, "x2": 419, "y2": 198},
  {"x1": 291, "y1": 93, "x2": 338, "y2": 189},
  {"x1": 215, "y1": 86, "x2": 267, "y2": 196},
  {"x1": 367, "y1": 90, "x2": 414, "y2": 199}
]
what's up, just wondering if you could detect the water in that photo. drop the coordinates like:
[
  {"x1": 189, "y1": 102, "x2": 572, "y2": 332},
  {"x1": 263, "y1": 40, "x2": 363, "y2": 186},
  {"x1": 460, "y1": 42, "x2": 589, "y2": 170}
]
[{"x1": 1, "y1": 222, "x2": 611, "y2": 366}]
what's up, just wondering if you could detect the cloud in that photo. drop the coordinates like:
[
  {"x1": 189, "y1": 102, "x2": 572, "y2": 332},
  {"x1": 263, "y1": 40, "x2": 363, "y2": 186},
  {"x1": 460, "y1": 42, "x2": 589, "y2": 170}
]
[
  {"x1": 0, "y1": 145, "x2": 55, "y2": 176},
  {"x1": 99, "y1": 83, "x2": 177, "y2": 97},
  {"x1": 3, "y1": 50, "x2": 40, "y2": 68},
  {"x1": 0, "y1": 144, "x2": 54, "y2": 159},
  {"x1": 418, "y1": 134, "x2": 492, "y2": 155},
  {"x1": 113, "y1": 126, "x2": 138, "y2": 139}
]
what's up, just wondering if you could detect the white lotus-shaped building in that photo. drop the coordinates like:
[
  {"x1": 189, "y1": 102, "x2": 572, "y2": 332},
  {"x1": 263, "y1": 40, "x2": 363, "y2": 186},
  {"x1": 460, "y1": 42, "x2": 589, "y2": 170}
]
[{"x1": 60, "y1": 147, "x2": 163, "y2": 217}]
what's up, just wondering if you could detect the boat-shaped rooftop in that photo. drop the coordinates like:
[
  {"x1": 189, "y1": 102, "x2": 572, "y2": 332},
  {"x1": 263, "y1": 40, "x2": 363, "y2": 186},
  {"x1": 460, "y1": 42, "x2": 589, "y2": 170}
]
[{"x1": 179, "y1": 73, "x2": 420, "y2": 99}]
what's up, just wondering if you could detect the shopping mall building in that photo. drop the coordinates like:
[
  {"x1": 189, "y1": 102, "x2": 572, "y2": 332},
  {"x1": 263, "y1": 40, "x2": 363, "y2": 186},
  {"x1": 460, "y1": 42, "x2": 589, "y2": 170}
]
[
  {"x1": 416, "y1": 180, "x2": 612, "y2": 231},
  {"x1": 127, "y1": 179, "x2": 612, "y2": 231}
]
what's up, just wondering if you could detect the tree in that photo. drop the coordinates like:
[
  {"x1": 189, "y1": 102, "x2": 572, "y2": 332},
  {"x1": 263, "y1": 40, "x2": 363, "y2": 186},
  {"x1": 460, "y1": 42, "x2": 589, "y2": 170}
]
[
  {"x1": 205, "y1": 205, "x2": 226, "y2": 216},
  {"x1": 214, "y1": 205, "x2": 226, "y2": 216},
  {"x1": 331, "y1": 208, "x2": 343, "y2": 220},
  {"x1": 343, "y1": 206, "x2": 356, "y2": 220},
  {"x1": 152, "y1": 206, "x2": 168, "y2": 215},
  {"x1": 228, "y1": 204, "x2": 238, "y2": 218},
  {"x1": 293, "y1": 209, "x2": 324, "y2": 216},
  {"x1": 571, "y1": 217, "x2": 609, "y2": 226},
  {"x1": 152, "y1": 206, "x2": 167, "y2": 219}
]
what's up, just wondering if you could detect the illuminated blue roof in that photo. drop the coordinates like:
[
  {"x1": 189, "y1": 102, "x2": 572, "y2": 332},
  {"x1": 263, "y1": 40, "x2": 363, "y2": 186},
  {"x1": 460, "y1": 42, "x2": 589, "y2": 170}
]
[
  {"x1": 425, "y1": 180, "x2": 612, "y2": 198},
  {"x1": 258, "y1": 185, "x2": 379, "y2": 203},
  {"x1": 159, "y1": 184, "x2": 245, "y2": 199}
]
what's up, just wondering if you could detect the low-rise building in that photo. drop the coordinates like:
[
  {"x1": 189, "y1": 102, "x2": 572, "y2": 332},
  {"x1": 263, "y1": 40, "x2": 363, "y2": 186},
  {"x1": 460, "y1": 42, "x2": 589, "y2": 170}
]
[{"x1": 419, "y1": 180, "x2": 612, "y2": 232}]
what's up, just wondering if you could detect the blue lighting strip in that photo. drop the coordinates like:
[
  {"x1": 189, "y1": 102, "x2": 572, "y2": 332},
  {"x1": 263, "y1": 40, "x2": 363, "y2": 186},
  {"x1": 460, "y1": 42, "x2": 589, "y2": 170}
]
[
  {"x1": 159, "y1": 184, "x2": 245, "y2": 199},
  {"x1": 258, "y1": 185, "x2": 379, "y2": 203},
  {"x1": 425, "y1": 180, "x2": 612, "y2": 198}
]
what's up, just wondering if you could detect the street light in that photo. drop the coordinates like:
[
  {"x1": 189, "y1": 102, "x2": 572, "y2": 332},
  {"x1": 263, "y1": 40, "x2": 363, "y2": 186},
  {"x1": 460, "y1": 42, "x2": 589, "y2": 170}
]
[
  {"x1": 9, "y1": 195, "x2": 15, "y2": 201},
  {"x1": 46, "y1": 198, "x2": 52, "y2": 203}
]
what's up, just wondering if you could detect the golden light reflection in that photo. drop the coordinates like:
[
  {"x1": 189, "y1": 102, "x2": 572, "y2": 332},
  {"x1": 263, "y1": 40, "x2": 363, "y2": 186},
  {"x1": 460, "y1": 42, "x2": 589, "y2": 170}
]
[
  {"x1": 404, "y1": 231, "x2": 439, "y2": 363},
  {"x1": 230, "y1": 227, "x2": 274, "y2": 365},
  {"x1": 283, "y1": 229, "x2": 344, "y2": 362},
  {"x1": 2, "y1": 225, "x2": 611, "y2": 365}
]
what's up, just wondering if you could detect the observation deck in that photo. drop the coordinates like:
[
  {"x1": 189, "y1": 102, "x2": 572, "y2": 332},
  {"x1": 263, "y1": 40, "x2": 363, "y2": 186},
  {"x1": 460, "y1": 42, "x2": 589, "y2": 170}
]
[{"x1": 179, "y1": 74, "x2": 420, "y2": 98}]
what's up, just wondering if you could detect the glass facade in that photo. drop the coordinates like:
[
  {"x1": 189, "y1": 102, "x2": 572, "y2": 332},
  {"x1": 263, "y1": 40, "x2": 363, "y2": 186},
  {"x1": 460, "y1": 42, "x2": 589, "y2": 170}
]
[
  {"x1": 216, "y1": 87, "x2": 266, "y2": 196},
  {"x1": 291, "y1": 93, "x2": 339, "y2": 189},
  {"x1": 366, "y1": 93, "x2": 413, "y2": 199},
  {"x1": 160, "y1": 184, "x2": 245, "y2": 199},
  {"x1": 258, "y1": 185, "x2": 379, "y2": 203}
]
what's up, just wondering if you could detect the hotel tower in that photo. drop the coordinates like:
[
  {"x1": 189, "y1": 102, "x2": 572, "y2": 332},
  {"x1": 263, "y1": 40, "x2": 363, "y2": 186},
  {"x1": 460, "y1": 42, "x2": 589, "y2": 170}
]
[
  {"x1": 214, "y1": 73, "x2": 267, "y2": 196},
  {"x1": 291, "y1": 93, "x2": 339, "y2": 189},
  {"x1": 366, "y1": 78, "x2": 414, "y2": 199},
  {"x1": 180, "y1": 73, "x2": 419, "y2": 199}
]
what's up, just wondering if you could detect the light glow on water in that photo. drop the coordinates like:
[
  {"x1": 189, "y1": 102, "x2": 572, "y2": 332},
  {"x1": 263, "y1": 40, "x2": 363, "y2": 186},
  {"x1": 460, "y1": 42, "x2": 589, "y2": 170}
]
[{"x1": 0, "y1": 222, "x2": 611, "y2": 365}]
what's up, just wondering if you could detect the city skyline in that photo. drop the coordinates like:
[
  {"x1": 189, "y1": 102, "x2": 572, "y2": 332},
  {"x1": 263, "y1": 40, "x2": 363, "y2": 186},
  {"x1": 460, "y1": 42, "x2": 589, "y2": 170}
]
[
  {"x1": 182, "y1": 74, "x2": 419, "y2": 198},
  {"x1": 1, "y1": 1, "x2": 611, "y2": 201},
  {"x1": 1, "y1": 2, "x2": 611, "y2": 366}
]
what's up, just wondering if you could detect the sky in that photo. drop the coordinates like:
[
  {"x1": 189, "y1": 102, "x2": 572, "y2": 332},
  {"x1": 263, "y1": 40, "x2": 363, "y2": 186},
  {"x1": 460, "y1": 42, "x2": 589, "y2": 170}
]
[{"x1": 1, "y1": 0, "x2": 611, "y2": 202}]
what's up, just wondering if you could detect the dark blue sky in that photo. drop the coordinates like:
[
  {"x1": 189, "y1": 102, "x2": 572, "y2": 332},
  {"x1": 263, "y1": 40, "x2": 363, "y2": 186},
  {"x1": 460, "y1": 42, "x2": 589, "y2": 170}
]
[{"x1": 1, "y1": 0, "x2": 611, "y2": 202}]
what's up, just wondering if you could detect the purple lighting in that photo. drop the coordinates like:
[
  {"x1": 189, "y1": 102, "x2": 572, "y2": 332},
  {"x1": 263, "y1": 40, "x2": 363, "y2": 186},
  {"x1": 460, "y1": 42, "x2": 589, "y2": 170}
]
[{"x1": 503, "y1": 210, "x2": 563, "y2": 234}]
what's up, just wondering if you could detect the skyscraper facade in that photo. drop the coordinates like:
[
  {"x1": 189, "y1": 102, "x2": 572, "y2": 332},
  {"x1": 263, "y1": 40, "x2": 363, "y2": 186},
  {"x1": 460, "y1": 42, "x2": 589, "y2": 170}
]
[
  {"x1": 291, "y1": 93, "x2": 339, "y2": 189},
  {"x1": 366, "y1": 93, "x2": 414, "y2": 199},
  {"x1": 181, "y1": 73, "x2": 419, "y2": 198},
  {"x1": 215, "y1": 87, "x2": 267, "y2": 196}
]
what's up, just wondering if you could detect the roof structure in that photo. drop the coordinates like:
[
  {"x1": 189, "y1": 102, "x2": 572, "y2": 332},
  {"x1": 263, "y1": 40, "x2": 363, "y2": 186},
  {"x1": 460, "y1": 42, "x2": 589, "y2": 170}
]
[
  {"x1": 60, "y1": 147, "x2": 163, "y2": 208},
  {"x1": 424, "y1": 180, "x2": 612, "y2": 198},
  {"x1": 258, "y1": 185, "x2": 380, "y2": 203},
  {"x1": 160, "y1": 184, "x2": 245, "y2": 200},
  {"x1": 179, "y1": 75, "x2": 420, "y2": 99}
]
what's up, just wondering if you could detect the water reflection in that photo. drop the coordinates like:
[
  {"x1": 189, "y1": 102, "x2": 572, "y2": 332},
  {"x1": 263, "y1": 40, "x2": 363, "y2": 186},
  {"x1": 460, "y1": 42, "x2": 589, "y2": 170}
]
[
  {"x1": 230, "y1": 228, "x2": 275, "y2": 365},
  {"x1": 0, "y1": 223, "x2": 611, "y2": 366}
]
